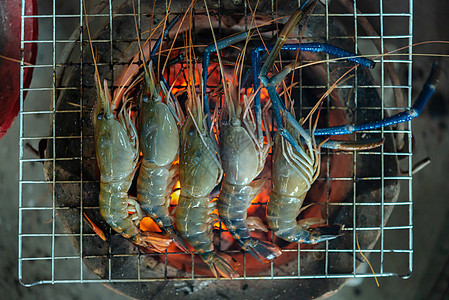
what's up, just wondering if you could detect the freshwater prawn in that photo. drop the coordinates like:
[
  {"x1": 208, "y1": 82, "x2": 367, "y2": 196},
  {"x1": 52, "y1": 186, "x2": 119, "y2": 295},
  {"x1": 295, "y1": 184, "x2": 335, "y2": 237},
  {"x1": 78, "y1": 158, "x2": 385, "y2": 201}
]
[
  {"x1": 93, "y1": 77, "x2": 171, "y2": 251},
  {"x1": 136, "y1": 65, "x2": 188, "y2": 251},
  {"x1": 267, "y1": 114, "x2": 342, "y2": 244},
  {"x1": 175, "y1": 95, "x2": 239, "y2": 278},
  {"x1": 216, "y1": 75, "x2": 282, "y2": 263},
  {"x1": 174, "y1": 40, "x2": 239, "y2": 276},
  {"x1": 134, "y1": 13, "x2": 189, "y2": 253},
  {"x1": 87, "y1": 9, "x2": 171, "y2": 251},
  {"x1": 261, "y1": 2, "x2": 343, "y2": 244}
]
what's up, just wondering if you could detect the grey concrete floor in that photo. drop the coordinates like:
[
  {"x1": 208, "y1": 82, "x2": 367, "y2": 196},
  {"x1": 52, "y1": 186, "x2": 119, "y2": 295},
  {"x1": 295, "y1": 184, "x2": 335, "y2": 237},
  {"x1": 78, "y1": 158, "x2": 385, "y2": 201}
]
[{"x1": 1, "y1": 0, "x2": 449, "y2": 299}]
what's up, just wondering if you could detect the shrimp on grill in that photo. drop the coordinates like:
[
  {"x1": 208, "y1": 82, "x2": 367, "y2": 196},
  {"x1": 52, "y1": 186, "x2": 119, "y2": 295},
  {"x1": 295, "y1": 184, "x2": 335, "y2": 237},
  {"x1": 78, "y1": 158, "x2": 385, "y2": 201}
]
[
  {"x1": 175, "y1": 87, "x2": 239, "y2": 279},
  {"x1": 93, "y1": 77, "x2": 171, "y2": 251},
  {"x1": 84, "y1": 0, "x2": 172, "y2": 251},
  {"x1": 217, "y1": 83, "x2": 282, "y2": 263},
  {"x1": 267, "y1": 116, "x2": 341, "y2": 244},
  {"x1": 136, "y1": 59, "x2": 189, "y2": 253}
]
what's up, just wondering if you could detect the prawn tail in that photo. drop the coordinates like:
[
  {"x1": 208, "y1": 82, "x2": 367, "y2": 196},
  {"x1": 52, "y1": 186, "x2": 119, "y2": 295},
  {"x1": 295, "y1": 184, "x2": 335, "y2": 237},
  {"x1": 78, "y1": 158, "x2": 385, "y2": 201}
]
[
  {"x1": 199, "y1": 251, "x2": 240, "y2": 279},
  {"x1": 244, "y1": 238, "x2": 282, "y2": 264},
  {"x1": 132, "y1": 231, "x2": 173, "y2": 252},
  {"x1": 163, "y1": 225, "x2": 190, "y2": 253}
]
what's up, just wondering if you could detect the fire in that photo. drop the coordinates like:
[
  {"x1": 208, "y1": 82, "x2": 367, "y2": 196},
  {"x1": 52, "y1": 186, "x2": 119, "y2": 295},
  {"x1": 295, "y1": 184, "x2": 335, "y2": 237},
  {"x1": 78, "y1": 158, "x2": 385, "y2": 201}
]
[
  {"x1": 139, "y1": 217, "x2": 162, "y2": 233},
  {"x1": 165, "y1": 62, "x2": 202, "y2": 95},
  {"x1": 215, "y1": 222, "x2": 227, "y2": 230},
  {"x1": 251, "y1": 190, "x2": 269, "y2": 204},
  {"x1": 170, "y1": 181, "x2": 181, "y2": 205},
  {"x1": 211, "y1": 208, "x2": 225, "y2": 229},
  {"x1": 244, "y1": 87, "x2": 269, "y2": 102}
]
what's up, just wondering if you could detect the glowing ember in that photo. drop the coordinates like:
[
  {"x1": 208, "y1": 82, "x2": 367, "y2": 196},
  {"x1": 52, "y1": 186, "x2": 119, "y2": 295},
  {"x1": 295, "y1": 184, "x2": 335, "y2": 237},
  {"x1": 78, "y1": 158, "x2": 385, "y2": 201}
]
[
  {"x1": 244, "y1": 87, "x2": 269, "y2": 102},
  {"x1": 212, "y1": 208, "x2": 223, "y2": 229},
  {"x1": 170, "y1": 181, "x2": 181, "y2": 205},
  {"x1": 139, "y1": 217, "x2": 162, "y2": 233}
]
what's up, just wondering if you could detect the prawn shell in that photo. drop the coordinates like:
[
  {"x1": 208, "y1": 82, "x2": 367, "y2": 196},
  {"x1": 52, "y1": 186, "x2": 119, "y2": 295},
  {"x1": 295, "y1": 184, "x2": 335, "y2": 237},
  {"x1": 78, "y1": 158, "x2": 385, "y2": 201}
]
[
  {"x1": 271, "y1": 135, "x2": 311, "y2": 197},
  {"x1": 137, "y1": 161, "x2": 172, "y2": 227},
  {"x1": 100, "y1": 179, "x2": 137, "y2": 237},
  {"x1": 95, "y1": 119, "x2": 137, "y2": 180},
  {"x1": 139, "y1": 101, "x2": 179, "y2": 167},
  {"x1": 175, "y1": 195, "x2": 214, "y2": 252},
  {"x1": 179, "y1": 122, "x2": 220, "y2": 198},
  {"x1": 220, "y1": 124, "x2": 259, "y2": 185}
]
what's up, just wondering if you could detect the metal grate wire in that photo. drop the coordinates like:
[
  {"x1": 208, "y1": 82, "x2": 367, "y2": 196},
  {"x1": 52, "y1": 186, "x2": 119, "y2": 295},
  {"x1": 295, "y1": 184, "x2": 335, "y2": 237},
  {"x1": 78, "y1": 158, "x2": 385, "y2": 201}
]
[{"x1": 19, "y1": 0, "x2": 414, "y2": 286}]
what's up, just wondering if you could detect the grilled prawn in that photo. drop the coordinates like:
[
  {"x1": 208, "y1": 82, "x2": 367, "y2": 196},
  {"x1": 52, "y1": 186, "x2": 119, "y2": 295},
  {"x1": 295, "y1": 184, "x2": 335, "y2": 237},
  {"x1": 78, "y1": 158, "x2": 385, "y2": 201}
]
[
  {"x1": 217, "y1": 85, "x2": 281, "y2": 263},
  {"x1": 175, "y1": 95, "x2": 239, "y2": 279},
  {"x1": 136, "y1": 62, "x2": 189, "y2": 252},
  {"x1": 267, "y1": 120, "x2": 341, "y2": 244},
  {"x1": 93, "y1": 76, "x2": 171, "y2": 251}
]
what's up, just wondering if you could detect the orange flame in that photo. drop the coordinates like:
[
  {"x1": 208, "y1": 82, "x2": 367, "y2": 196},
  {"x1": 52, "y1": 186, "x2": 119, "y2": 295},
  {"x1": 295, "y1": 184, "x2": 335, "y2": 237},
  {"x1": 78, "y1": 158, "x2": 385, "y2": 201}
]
[
  {"x1": 245, "y1": 87, "x2": 269, "y2": 102},
  {"x1": 214, "y1": 222, "x2": 225, "y2": 230},
  {"x1": 251, "y1": 190, "x2": 269, "y2": 204},
  {"x1": 170, "y1": 181, "x2": 181, "y2": 205},
  {"x1": 139, "y1": 217, "x2": 162, "y2": 233}
]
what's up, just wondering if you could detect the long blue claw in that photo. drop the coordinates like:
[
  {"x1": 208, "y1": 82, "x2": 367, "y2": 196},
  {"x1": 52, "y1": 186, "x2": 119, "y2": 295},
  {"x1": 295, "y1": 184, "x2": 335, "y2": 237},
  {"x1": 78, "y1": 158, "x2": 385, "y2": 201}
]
[
  {"x1": 258, "y1": 43, "x2": 375, "y2": 76},
  {"x1": 251, "y1": 43, "x2": 375, "y2": 112},
  {"x1": 150, "y1": 15, "x2": 181, "y2": 69},
  {"x1": 201, "y1": 25, "x2": 277, "y2": 130},
  {"x1": 151, "y1": 14, "x2": 181, "y2": 58},
  {"x1": 259, "y1": 0, "x2": 318, "y2": 78},
  {"x1": 251, "y1": 43, "x2": 375, "y2": 145},
  {"x1": 313, "y1": 62, "x2": 440, "y2": 136},
  {"x1": 202, "y1": 51, "x2": 212, "y2": 128},
  {"x1": 275, "y1": 43, "x2": 375, "y2": 69},
  {"x1": 202, "y1": 31, "x2": 253, "y2": 129}
]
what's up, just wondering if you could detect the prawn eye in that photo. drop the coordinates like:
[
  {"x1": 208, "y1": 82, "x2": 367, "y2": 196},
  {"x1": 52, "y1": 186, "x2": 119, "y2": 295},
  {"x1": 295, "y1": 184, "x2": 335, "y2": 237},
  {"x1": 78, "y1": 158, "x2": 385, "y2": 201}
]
[
  {"x1": 97, "y1": 113, "x2": 104, "y2": 120},
  {"x1": 231, "y1": 119, "x2": 240, "y2": 126},
  {"x1": 142, "y1": 95, "x2": 149, "y2": 103}
]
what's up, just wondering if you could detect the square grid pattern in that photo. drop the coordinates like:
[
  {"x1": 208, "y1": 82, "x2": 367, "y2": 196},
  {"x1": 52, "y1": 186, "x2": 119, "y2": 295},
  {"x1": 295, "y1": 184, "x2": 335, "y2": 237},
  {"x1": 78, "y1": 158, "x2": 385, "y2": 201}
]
[{"x1": 19, "y1": 0, "x2": 414, "y2": 285}]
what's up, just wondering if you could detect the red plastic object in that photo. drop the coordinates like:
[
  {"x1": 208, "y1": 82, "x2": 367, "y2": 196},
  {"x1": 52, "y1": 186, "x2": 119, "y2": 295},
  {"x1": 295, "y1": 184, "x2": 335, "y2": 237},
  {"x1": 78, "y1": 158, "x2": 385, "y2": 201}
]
[{"x1": 0, "y1": 0, "x2": 38, "y2": 140}]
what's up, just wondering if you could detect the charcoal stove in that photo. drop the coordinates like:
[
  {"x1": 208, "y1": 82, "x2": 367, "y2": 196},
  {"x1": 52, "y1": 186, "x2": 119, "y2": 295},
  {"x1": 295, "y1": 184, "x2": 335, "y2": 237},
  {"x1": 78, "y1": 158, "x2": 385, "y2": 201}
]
[{"x1": 19, "y1": 0, "x2": 414, "y2": 298}]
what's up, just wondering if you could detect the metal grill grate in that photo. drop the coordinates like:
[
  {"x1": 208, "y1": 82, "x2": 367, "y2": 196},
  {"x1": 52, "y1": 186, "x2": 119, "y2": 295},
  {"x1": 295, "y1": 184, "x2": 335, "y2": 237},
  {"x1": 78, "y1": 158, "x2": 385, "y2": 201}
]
[{"x1": 19, "y1": 0, "x2": 414, "y2": 287}]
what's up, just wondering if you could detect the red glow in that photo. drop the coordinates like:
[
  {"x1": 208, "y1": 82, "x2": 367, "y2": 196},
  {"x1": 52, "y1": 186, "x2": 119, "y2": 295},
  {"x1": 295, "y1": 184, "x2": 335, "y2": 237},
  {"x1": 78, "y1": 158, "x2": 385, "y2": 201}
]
[
  {"x1": 245, "y1": 87, "x2": 269, "y2": 103},
  {"x1": 139, "y1": 217, "x2": 162, "y2": 233},
  {"x1": 170, "y1": 181, "x2": 181, "y2": 205}
]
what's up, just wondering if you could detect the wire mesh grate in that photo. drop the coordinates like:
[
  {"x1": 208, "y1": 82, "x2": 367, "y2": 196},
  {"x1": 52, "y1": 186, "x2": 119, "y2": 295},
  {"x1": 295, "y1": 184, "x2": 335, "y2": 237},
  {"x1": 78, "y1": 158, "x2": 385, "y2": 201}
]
[{"x1": 19, "y1": 0, "x2": 414, "y2": 286}]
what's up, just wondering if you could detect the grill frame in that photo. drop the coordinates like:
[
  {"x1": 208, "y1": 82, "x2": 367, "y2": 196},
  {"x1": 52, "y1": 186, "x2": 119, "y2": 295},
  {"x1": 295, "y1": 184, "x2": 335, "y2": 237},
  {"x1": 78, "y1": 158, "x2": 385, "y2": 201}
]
[{"x1": 18, "y1": 0, "x2": 414, "y2": 287}]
